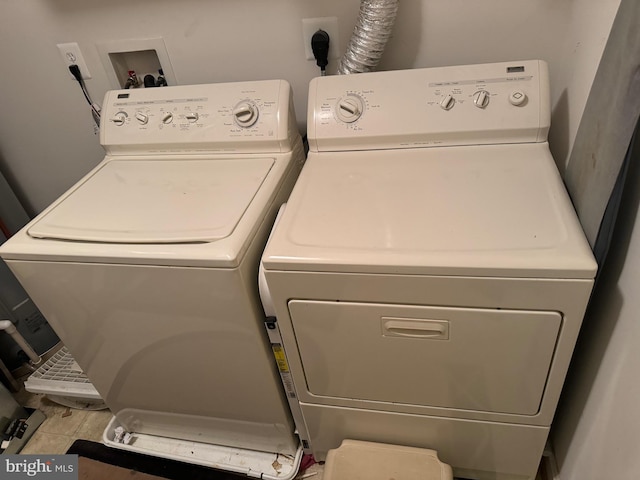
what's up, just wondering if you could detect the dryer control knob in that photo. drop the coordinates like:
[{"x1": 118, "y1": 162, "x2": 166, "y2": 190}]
[
  {"x1": 185, "y1": 112, "x2": 199, "y2": 123},
  {"x1": 110, "y1": 112, "x2": 127, "y2": 126},
  {"x1": 439, "y1": 94, "x2": 456, "y2": 111},
  {"x1": 162, "y1": 113, "x2": 174, "y2": 124},
  {"x1": 336, "y1": 96, "x2": 363, "y2": 123},
  {"x1": 135, "y1": 112, "x2": 149, "y2": 125},
  {"x1": 233, "y1": 102, "x2": 259, "y2": 127},
  {"x1": 509, "y1": 90, "x2": 527, "y2": 106},
  {"x1": 473, "y1": 90, "x2": 490, "y2": 108}
]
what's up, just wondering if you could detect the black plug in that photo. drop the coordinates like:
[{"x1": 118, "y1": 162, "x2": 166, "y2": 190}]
[
  {"x1": 68, "y1": 64, "x2": 82, "y2": 82},
  {"x1": 311, "y1": 29, "x2": 330, "y2": 74}
]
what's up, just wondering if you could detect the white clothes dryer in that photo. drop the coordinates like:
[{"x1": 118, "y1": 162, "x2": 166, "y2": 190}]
[
  {"x1": 0, "y1": 81, "x2": 306, "y2": 472},
  {"x1": 260, "y1": 61, "x2": 597, "y2": 480}
]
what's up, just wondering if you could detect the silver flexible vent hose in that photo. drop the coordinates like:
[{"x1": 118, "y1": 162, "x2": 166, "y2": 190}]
[{"x1": 338, "y1": 0, "x2": 400, "y2": 75}]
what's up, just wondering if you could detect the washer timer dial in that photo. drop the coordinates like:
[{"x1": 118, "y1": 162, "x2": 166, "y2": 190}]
[{"x1": 233, "y1": 101, "x2": 259, "y2": 127}]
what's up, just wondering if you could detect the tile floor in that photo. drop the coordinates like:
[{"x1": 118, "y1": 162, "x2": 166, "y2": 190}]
[
  {"x1": 12, "y1": 387, "x2": 112, "y2": 455},
  {"x1": 11, "y1": 385, "x2": 325, "y2": 479},
  {"x1": 11, "y1": 386, "x2": 549, "y2": 480}
]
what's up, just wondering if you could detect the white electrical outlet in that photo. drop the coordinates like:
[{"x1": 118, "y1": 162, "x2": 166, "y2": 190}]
[
  {"x1": 302, "y1": 17, "x2": 340, "y2": 61},
  {"x1": 57, "y1": 42, "x2": 92, "y2": 79}
]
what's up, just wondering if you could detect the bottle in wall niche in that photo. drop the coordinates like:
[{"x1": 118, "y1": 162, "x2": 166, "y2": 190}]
[
  {"x1": 156, "y1": 69, "x2": 167, "y2": 87},
  {"x1": 124, "y1": 70, "x2": 140, "y2": 89}
]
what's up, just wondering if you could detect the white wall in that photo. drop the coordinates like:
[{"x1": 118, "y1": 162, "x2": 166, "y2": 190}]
[{"x1": 0, "y1": 0, "x2": 621, "y2": 214}]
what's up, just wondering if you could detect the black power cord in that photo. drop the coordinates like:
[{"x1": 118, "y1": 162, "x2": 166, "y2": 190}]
[
  {"x1": 68, "y1": 64, "x2": 101, "y2": 128},
  {"x1": 311, "y1": 29, "x2": 330, "y2": 76}
]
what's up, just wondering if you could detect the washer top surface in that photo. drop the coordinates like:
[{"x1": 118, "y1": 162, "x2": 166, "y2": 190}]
[
  {"x1": 2, "y1": 152, "x2": 297, "y2": 268},
  {"x1": 262, "y1": 143, "x2": 597, "y2": 279},
  {"x1": 28, "y1": 157, "x2": 274, "y2": 243}
]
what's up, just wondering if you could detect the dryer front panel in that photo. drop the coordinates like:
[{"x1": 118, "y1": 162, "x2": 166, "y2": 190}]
[{"x1": 288, "y1": 300, "x2": 561, "y2": 415}]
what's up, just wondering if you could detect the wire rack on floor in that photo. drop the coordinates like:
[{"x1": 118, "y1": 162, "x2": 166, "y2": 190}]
[{"x1": 25, "y1": 346, "x2": 107, "y2": 410}]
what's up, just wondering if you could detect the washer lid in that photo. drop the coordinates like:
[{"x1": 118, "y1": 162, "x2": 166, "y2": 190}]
[
  {"x1": 28, "y1": 158, "x2": 275, "y2": 243},
  {"x1": 263, "y1": 144, "x2": 597, "y2": 278}
]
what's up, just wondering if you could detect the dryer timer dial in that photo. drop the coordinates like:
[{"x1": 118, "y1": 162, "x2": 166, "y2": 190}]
[{"x1": 336, "y1": 95, "x2": 364, "y2": 123}]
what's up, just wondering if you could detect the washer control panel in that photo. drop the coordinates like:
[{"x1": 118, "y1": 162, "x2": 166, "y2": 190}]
[
  {"x1": 308, "y1": 60, "x2": 550, "y2": 151},
  {"x1": 101, "y1": 80, "x2": 293, "y2": 154}
]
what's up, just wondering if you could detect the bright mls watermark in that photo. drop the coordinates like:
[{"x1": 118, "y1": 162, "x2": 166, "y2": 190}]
[{"x1": 2, "y1": 455, "x2": 78, "y2": 479}]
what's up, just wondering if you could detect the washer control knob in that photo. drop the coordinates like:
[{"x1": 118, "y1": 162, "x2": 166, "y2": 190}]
[
  {"x1": 135, "y1": 112, "x2": 149, "y2": 125},
  {"x1": 473, "y1": 90, "x2": 490, "y2": 108},
  {"x1": 162, "y1": 113, "x2": 174, "y2": 124},
  {"x1": 110, "y1": 112, "x2": 127, "y2": 126},
  {"x1": 439, "y1": 94, "x2": 456, "y2": 111},
  {"x1": 233, "y1": 102, "x2": 258, "y2": 127},
  {"x1": 185, "y1": 112, "x2": 199, "y2": 123},
  {"x1": 509, "y1": 90, "x2": 527, "y2": 106},
  {"x1": 336, "y1": 96, "x2": 364, "y2": 123}
]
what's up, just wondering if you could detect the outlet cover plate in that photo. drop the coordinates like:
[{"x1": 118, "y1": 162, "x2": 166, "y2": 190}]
[
  {"x1": 302, "y1": 17, "x2": 340, "y2": 61},
  {"x1": 57, "y1": 43, "x2": 92, "y2": 79}
]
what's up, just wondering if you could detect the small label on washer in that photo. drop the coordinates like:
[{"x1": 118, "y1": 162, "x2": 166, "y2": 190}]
[{"x1": 271, "y1": 344, "x2": 290, "y2": 373}]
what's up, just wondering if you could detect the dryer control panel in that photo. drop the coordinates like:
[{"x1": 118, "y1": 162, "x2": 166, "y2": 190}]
[
  {"x1": 308, "y1": 60, "x2": 550, "y2": 152},
  {"x1": 101, "y1": 80, "x2": 296, "y2": 154}
]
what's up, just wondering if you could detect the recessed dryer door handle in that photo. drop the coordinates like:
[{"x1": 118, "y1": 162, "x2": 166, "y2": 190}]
[{"x1": 382, "y1": 317, "x2": 449, "y2": 340}]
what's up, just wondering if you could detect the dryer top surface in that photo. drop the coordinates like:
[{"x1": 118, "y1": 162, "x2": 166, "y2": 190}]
[{"x1": 262, "y1": 143, "x2": 597, "y2": 279}]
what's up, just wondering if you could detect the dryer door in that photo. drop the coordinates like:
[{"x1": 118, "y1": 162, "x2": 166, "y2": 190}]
[{"x1": 288, "y1": 300, "x2": 561, "y2": 415}]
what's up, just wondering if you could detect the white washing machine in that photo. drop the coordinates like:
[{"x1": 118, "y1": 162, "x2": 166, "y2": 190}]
[
  {"x1": 260, "y1": 61, "x2": 597, "y2": 480},
  {"x1": 0, "y1": 81, "x2": 306, "y2": 470}
]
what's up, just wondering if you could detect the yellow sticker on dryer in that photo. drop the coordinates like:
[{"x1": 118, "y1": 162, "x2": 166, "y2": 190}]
[{"x1": 272, "y1": 344, "x2": 290, "y2": 373}]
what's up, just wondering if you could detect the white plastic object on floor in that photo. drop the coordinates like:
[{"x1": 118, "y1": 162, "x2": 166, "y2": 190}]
[
  {"x1": 103, "y1": 416, "x2": 304, "y2": 480},
  {"x1": 24, "y1": 346, "x2": 106, "y2": 410},
  {"x1": 323, "y1": 440, "x2": 453, "y2": 480}
]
